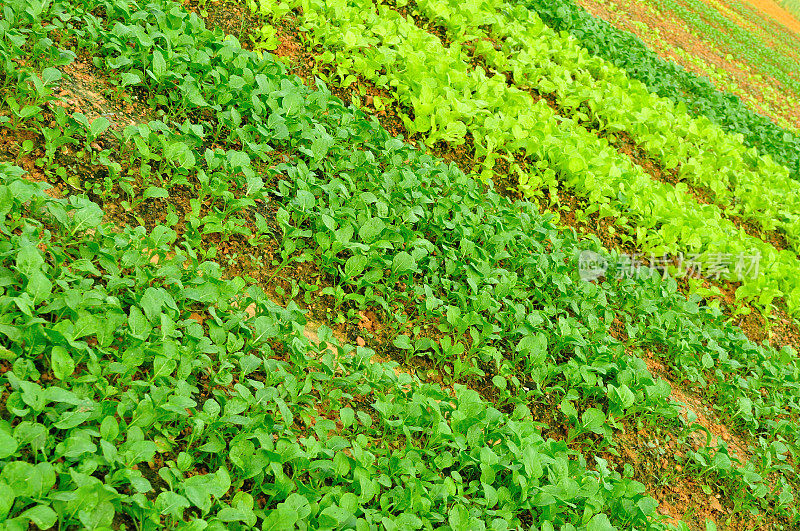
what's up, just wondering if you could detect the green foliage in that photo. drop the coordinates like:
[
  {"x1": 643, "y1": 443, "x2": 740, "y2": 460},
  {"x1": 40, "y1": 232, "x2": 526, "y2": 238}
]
[
  {"x1": 254, "y1": 0, "x2": 800, "y2": 315},
  {"x1": 414, "y1": 0, "x2": 800, "y2": 253},
  {"x1": 2, "y1": 0, "x2": 800, "y2": 526},
  {"x1": 522, "y1": 0, "x2": 800, "y2": 180},
  {"x1": 0, "y1": 163, "x2": 668, "y2": 530}
]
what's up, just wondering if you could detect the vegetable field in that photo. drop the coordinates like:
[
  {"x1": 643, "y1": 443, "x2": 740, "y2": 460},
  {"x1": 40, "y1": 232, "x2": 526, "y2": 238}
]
[{"x1": 0, "y1": 0, "x2": 798, "y2": 529}]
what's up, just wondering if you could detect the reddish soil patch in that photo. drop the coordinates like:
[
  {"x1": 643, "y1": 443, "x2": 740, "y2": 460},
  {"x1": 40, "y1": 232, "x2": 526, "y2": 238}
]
[
  {"x1": 644, "y1": 355, "x2": 750, "y2": 462},
  {"x1": 740, "y1": 0, "x2": 800, "y2": 34},
  {"x1": 55, "y1": 60, "x2": 152, "y2": 133}
]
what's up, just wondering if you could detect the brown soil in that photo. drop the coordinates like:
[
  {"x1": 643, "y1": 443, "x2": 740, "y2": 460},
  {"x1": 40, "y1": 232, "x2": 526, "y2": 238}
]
[
  {"x1": 644, "y1": 354, "x2": 750, "y2": 462},
  {"x1": 739, "y1": 0, "x2": 800, "y2": 34}
]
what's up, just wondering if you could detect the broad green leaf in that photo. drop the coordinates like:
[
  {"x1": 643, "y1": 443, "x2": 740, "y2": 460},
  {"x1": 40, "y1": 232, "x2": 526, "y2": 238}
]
[
  {"x1": 340, "y1": 407, "x2": 355, "y2": 428},
  {"x1": 294, "y1": 190, "x2": 316, "y2": 210},
  {"x1": 344, "y1": 255, "x2": 367, "y2": 279},
  {"x1": 125, "y1": 440, "x2": 157, "y2": 465},
  {"x1": 128, "y1": 306, "x2": 150, "y2": 340},
  {"x1": 152, "y1": 49, "x2": 167, "y2": 80},
  {"x1": 78, "y1": 500, "x2": 114, "y2": 530},
  {"x1": 26, "y1": 271, "x2": 52, "y2": 302},
  {"x1": 581, "y1": 408, "x2": 606, "y2": 432},
  {"x1": 262, "y1": 494, "x2": 310, "y2": 531},
  {"x1": 90, "y1": 116, "x2": 110, "y2": 138},
  {"x1": 392, "y1": 334, "x2": 412, "y2": 350},
  {"x1": 0, "y1": 481, "x2": 14, "y2": 520},
  {"x1": 358, "y1": 217, "x2": 385, "y2": 243},
  {"x1": 55, "y1": 409, "x2": 92, "y2": 430},
  {"x1": 156, "y1": 491, "x2": 190, "y2": 519},
  {"x1": 0, "y1": 431, "x2": 18, "y2": 459},
  {"x1": 51, "y1": 346, "x2": 75, "y2": 380},
  {"x1": 144, "y1": 186, "x2": 169, "y2": 199},
  {"x1": 21, "y1": 505, "x2": 57, "y2": 530},
  {"x1": 121, "y1": 72, "x2": 141, "y2": 86},
  {"x1": 586, "y1": 513, "x2": 615, "y2": 531},
  {"x1": 16, "y1": 245, "x2": 43, "y2": 277},
  {"x1": 42, "y1": 67, "x2": 62, "y2": 85},
  {"x1": 392, "y1": 251, "x2": 416, "y2": 274}
]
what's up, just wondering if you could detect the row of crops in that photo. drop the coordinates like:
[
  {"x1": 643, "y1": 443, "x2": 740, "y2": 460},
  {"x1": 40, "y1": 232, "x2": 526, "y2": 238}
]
[
  {"x1": 522, "y1": 0, "x2": 800, "y2": 180},
  {"x1": 252, "y1": 0, "x2": 800, "y2": 315},
  {"x1": 780, "y1": 0, "x2": 800, "y2": 19},
  {"x1": 1, "y1": 0, "x2": 799, "y2": 527},
  {"x1": 411, "y1": 0, "x2": 800, "y2": 248}
]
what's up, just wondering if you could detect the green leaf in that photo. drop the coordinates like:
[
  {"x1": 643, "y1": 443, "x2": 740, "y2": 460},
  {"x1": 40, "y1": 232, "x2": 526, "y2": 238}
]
[
  {"x1": 72, "y1": 112, "x2": 90, "y2": 129},
  {"x1": 19, "y1": 105, "x2": 42, "y2": 119},
  {"x1": 125, "y1": 440, "x2": 157, "y2": 465},
  {"x1": 637, "y1": 497, "x2": 658, "y2": 516},
  {"x1": 581, "y1": 408, "x2": 606, "y2": 433},
  {"x1": 51, "y1": 346, "x2": 75, "y2": 380},
  {"x1": 0, "y1": 431, "x2": 18, "y2": 459},
  {"x1": 21, "y1": 505, "x2": 57, "y2": 530},
  {"x1": 152, "y1": 49, "x2": 167, "y2": 80},
  {"x1": 78, "y1": 500, "x2": 114, "y2": 530},
  {"x1": 567, "y1": 156, "x2": 586, "y2": 174},
  {"x1": 392, "y1": 251, "x2": 416, "y2": 274},
  {"x1": 156, "y1": 491, "x2": 190, "y2": 519},
  {"x1": 586, "y1": 513, "x2": 615, "y2": 531},
  {"x1": 262, "y1": 494, "x2": 310, "y2": 531},
  {"x1": 340, "y1": 407, "x2": 355, "y2": 428},
  {"x1": 184, "y1": 477, "x2": 213, "y2": 514},
  {"x1": 120, "y1": 72, "x2": 141, "y2": 87},
  {"x1": 144, "y1": 186, "x2": 169, "y2": 199},
  {"x1": 560, "y1": 400, "x2": 578, "y2": 421},
  {"x1": 152, "y1": 356, "x2": 177, "y2": 380},
  {"x1": 70, "y1": 196, "x2": 103, "y2": 231},
  {"x1": 90, "y1": 116, "x2": 110, "y2": 138},
  {"x1": 448, "y1": 504, "x2": 469, "y2": 530},
  {"x1": 344, "y1": 254, "x2": 367, "y2": 279},
  {"x1": 74, "y1": 311, "x2": 99, "y2": 338},
  {"x1": 358, "y1": 217, "x2": 385, "y2": 243},
  {"x1": 26, "y1": 271, "x2": 52, "y2": 303},
  {"x1": 0, "y1": 481, "x2": 14, "y2": 520},
  {"x1": 294, "y1": 190, "x2": 316, "y2": 210},
  {"x1": 492, "y1": 375, "x2": 507, "y2": 390},
  {"x1": 611, "y1": 384, "x2": 635, "y2": 410},
  {"x1": 392, "y1": 334, "x2": 412, "y2": 350},
  {"x1": 128, "y1": 306, "x2": 150, "y2": 340},
  {"x1": 54, "y1": 409, "x2": 92, "y2": 430},
  {"x1": 16, "y1": 245, "x2": 44, "y2": 277},
  {"x1": 42, "y1": 67, "x2": 62, "y2": 85}
]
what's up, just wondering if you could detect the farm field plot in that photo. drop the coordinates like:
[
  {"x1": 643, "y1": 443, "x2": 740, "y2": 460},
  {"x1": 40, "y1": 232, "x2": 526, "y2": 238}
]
[
  {"x1": 247, "y1": 0, "x2": 800, "y2": 315},
  {"x1": 571, "y1": 0, "x2": 800, "y2": 137},
  {"x1": 1, "y1": 0, "x2": 800, "y2": 529},
  {"x1": 778, "y1": 0, "x2": 800, "y2": 20}
]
